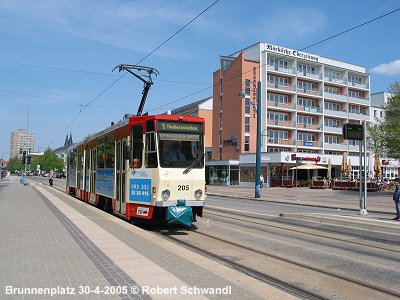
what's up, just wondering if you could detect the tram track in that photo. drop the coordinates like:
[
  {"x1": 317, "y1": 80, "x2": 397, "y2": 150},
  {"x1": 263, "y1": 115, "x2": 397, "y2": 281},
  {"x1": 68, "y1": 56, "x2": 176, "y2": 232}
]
[
  {"x1": 205, "y1": 205, "x2": 400, "y2": 252},
  {"x1": 157, "y1": 224, "x2": 400, "y2": 300},
  {"x1": 38, "y1": 178, "x2": 400, "y2": 298}
]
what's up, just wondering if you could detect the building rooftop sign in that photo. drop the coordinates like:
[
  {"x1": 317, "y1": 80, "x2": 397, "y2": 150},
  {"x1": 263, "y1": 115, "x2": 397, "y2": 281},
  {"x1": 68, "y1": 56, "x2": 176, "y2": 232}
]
[{"x1": 265, "y1": 43, "x2": 319, "y2": 63}]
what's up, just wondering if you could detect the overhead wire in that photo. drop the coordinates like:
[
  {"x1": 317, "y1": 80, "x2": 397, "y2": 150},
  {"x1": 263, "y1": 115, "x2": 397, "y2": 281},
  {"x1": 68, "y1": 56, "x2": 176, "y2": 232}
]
[
  {"x1": 146, "y1": 7, "x2": 400, "y2": 114},
  {"x1": 49, "y1": 0, "x2": 221, "y2": 145}
]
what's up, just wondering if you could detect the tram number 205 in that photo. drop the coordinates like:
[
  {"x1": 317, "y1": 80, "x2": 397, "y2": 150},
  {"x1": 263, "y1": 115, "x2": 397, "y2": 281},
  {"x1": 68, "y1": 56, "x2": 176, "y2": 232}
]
[{"x1": 178, "y1": 185, "x2": 189, "y2": 191}]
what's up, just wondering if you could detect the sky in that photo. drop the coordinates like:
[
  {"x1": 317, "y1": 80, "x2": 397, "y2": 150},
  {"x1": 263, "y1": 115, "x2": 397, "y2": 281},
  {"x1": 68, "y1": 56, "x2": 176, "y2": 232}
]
[{"x1": 1, "y1": 0, "x2": 400, "y2": 159}]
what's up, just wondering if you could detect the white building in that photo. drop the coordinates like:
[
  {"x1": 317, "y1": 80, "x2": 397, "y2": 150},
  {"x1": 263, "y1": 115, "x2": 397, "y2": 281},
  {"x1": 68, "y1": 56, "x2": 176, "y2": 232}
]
[
  {"x1": 370, "y1": 92, "x2": 399, "y2": 179},
  {"x1": 210, "y1": 42, "x2": 371, "y2": 185}
]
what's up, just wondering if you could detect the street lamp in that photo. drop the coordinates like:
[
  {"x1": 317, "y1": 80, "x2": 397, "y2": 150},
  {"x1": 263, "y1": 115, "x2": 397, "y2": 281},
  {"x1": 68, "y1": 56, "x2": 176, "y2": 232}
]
[{"x1": 240, "y1": 81, "x2": 262, "y2": 198}]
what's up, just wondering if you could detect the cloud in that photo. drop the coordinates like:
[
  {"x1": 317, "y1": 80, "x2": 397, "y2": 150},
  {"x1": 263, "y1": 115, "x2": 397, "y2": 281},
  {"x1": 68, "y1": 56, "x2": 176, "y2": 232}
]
[
  {"x1": 370, "y1": 60, "x2": 400, "y2": 75},
  {"x1": 0, "y1": 0, "x2": 205, "y2": 58}
]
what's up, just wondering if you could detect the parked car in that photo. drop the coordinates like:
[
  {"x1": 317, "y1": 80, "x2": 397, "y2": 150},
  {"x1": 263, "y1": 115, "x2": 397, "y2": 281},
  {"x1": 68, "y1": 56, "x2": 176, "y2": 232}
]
[{"x1": 55, "y1": 171, "x2": 66, "y2": 178}]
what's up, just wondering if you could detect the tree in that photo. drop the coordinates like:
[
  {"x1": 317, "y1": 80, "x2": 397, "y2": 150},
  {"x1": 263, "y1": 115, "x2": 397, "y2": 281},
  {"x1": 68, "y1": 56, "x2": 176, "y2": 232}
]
[
  {"x1": 369, "y1": 82, "x2": 400, "y2": 159},
  {"x1": 6, "y1": 156, "x2": 23, "y2": 173},
  {"x1": 32, "y1": 148, "x2": 64, "y2": 172}
]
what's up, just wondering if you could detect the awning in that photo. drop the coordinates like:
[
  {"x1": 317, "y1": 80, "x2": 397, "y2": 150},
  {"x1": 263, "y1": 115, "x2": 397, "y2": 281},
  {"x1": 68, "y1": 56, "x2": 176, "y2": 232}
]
[{"x1": 289, "y1": 163, "x2": 328, "y2": 170}]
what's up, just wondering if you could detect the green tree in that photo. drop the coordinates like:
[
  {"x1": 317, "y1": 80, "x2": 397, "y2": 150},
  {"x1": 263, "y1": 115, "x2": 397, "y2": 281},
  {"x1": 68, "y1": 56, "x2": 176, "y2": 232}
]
[
  {"x1": 32, "y1": 148, "x2": 64, "y2": 172},
  {"x1": 6, "y1": 156, "x2": 23, "y2": 173},
  {"x1": 369, "y1": 82, "x2": 400, "y2": 159}
]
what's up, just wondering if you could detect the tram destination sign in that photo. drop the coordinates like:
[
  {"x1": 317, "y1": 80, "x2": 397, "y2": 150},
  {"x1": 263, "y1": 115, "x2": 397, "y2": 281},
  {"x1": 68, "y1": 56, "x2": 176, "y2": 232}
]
[
  {"x1": 342, "y1": 123, "x2": 363, "y2": 140},
  {"x1": 157, "y1": 121, "x2": 203, "y2": 133}
]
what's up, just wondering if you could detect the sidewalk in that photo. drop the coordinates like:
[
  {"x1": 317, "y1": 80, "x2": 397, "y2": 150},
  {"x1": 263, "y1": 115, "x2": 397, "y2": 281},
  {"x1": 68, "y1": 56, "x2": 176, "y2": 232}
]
[
  {"x1": 206, "y1": 185, "x2": 395, "y2": 214},
  {"x1": 0, "y1": 177, "x2": 297, "y2": 300}
]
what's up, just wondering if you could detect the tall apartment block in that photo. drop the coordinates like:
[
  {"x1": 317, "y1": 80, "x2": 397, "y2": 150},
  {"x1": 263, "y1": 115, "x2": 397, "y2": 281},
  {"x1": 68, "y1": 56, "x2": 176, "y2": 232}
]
[
  {"x1": 210, "y1": 42, "x2": 370, "y2": 186},
  {"x1": 10, "y1": 129, "x2": 35, "y2": 159}
]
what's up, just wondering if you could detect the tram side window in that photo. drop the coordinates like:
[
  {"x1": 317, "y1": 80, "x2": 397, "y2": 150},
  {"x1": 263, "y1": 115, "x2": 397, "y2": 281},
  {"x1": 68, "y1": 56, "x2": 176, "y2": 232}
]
[
  {"x1": 145, "y1": 132, "x2": 158, "y2": 168},
  {"x1": 105, "y1": 142, "x2": 115, "y2": 168},
  {"x1": 131, "y1": 125, "x2": 143, "y2": 168},
  {"x1": 97, "y1": 144, "x2": 105, "y2": 168}
]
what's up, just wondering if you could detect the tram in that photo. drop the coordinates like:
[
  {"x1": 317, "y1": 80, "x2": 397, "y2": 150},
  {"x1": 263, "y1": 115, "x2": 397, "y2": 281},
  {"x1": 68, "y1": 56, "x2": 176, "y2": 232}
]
[{"x1": 66, "y1": 114, "x2": 205, "y2": 227}]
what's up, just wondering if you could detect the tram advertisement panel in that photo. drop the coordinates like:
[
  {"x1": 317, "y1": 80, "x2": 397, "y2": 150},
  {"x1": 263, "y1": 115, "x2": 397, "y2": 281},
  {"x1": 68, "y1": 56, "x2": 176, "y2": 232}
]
[
  {"x1": 129, "y1": 179, "x2": 151, "y2": 202},
  {"x1": 95, "y1": 168, "x2": 114, "y2": 197}
]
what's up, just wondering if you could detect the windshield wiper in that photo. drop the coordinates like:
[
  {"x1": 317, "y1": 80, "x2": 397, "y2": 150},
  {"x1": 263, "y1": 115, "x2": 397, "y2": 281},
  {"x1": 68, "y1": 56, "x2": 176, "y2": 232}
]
[{"x1": 183, "y1": 153, "x2": 204, "y2": 175}]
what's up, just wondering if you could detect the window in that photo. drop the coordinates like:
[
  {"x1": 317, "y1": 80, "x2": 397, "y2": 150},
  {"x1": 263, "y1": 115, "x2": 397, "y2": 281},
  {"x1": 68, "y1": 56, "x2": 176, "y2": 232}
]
[
  {"x1": 349, "y1": 106, "x2": 360, "y2": 114},
  {"x1": 97, "y1": 139, "x2": 105, "y2": 169},
  {"x1": 268, "y1": 112, "x2": 288, "y2": 121},
  {"x1": 297, "y1": 80, "x2": 316, "y2": 91},
  {"x1": 267, "y1": 93, "x2": 289, "y2": 103},
  {"x1": 268, "y1": 58, "x2": 288, "y2": 69},
  {"x1": 324, "y1": 135, "x2": 340, "y2": 144},
  {"x1": 267, "y1": 75, "x2": 289, "y2": 87},
  {"x1": 349, "y1": 90, "x2": 362, "y2": 98},
  {"x1": 325, "y1": 69, "x2": 341, "y2": 80},
  {"x1": 245, "y1": 117, "x2": 250, "y2": 133},
  {"x1": 325, "y1": 85, "x2": 341, "y2": 95},
  {"x1": 298, "y1": 64, "x2": 315, "y2": 74},
  {"x1": 297, "y1": 115, "x2": 316, "y2": 125},
  {"x1": 145, "y1": 132, "x2": 158, "y2": 168},
  {"x1": 245, "y1": 99, "x2": 250, "y2": 114},
  {"x1": 348, "y1": 75, "x2": 362, "y2": 84},
  {"x1": 244, "y1": 136, "x2": 250, "y2": 151},
  {"x1": 267, "y1": 130, "x2": 288, "y2": 142},
  {"x1": 245, "y1": 80, "x2": 250, "y2": 95},
  {"x1": 297, "y1": 132, "x2": 316, "y2": 141},
  {"x1": 324, "y1": 102, "x2": 340, "y2": 111},
  {"x1": 324, "y1": 118, "x2": 340, "y2": 127},
  {"x1": 131, "y1": 125, "x2": 143, "y2": 168},
  {"x1": 297, "y1": 97, "x2": 315, "y2": 107}
]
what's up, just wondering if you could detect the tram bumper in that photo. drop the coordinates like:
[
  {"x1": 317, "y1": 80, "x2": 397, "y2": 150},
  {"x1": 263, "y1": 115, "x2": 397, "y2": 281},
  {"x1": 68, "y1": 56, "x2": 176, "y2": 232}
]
[{"x1": 166, "y1": 200, "x2": 194, "y2": 228}]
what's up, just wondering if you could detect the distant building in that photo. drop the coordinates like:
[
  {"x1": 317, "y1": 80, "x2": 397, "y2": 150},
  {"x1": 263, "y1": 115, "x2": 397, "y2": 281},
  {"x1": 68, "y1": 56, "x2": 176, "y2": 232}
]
[
  {"x1": 169, "y1": 97, "x2": 213, "y2": 160},
  {"x1": 54, "y1": 133, "x2": 74, "y2": 171},
  {"x1": 10, "y1": 129, "x2": 35, "y2": 159},
  {"x1": 370, "y1": 92, "x2": 399, "y2": 179}
]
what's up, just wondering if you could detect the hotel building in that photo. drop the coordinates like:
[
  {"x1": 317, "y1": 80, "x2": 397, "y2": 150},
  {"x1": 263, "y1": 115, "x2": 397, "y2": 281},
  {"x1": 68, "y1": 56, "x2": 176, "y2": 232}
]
[{"x1": 210, "y1": 42, "x2": 371, "y2": 186}]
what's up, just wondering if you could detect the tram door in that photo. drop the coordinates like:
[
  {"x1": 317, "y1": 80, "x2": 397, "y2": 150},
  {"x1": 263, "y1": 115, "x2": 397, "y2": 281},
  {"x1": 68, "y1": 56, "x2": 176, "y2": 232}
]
[
  {"x1": 89, "y1": 148, "x2": 96, "y2": 204},
  {"x1": 115, "y1": 140, "x2": 126, "y2": 215}
]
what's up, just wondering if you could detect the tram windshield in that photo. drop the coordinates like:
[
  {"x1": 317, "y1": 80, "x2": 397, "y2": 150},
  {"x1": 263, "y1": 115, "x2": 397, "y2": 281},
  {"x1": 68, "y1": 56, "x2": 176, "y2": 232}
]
[{"x1": 159, "y1": 133, "x2": 203, "y2": 168}]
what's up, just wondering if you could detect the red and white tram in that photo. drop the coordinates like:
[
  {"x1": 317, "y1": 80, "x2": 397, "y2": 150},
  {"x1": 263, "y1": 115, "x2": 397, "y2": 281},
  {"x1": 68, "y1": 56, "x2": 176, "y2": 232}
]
[{"x1": 66, "y1": 114, "x2": 205, "y2": 227}]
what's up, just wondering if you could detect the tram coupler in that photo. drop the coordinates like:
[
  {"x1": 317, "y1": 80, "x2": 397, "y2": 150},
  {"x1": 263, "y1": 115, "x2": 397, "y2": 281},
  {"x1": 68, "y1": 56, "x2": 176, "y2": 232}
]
[{"x1": 166, "y1": 200, "x2": 194, "y2": 229}]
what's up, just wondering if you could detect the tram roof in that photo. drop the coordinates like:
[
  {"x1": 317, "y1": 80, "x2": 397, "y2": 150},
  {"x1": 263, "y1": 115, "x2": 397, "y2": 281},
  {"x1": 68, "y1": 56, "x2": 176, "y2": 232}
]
[{"x1": 66, "y1": 114, "x2": 205, "y2": 153}]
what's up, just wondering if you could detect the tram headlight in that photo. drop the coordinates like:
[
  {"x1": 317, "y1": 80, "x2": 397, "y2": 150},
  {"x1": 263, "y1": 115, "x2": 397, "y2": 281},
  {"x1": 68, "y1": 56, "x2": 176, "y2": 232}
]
[
  {"x1": 161, "y1": 189, "x2": 170, "y2": 200},
  {"x1": 194, "y1": 189, "x2": 203, "y2": 200}
]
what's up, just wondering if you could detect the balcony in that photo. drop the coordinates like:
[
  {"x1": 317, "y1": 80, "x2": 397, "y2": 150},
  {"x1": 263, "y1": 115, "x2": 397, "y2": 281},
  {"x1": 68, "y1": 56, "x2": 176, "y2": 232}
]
[
  {"x1": 267, "y1": 64, "x2": 295, "y2": 76},
  {"x1": 324, "y1": 143, "x2": 348, "y2": 151},
  {"x1": 324, "y1": 92, "x2": 347, "y2": 102},
  {"x1": 296, "y1": 123, "x2": 322, "y2": 130},
  {"x1": 297, "y1": 87, "x2": 322, "y2": 97},
  {"x1": 324, "y1": 76, "x2": 346, "y2": 85},
  {"x1": 267, "y1": 101, "x2": 296, "y2": 110},
  {"x1": 324, "y1": 126, "x2": 342, "y2": 134},
  {"x1": 267, "y1": 138, "x2": 295, "y2": 146},
  {"x1": 297, "y1": 71, "x2": 322, "y2": 80},
  {"x1": 296, "y1": 140, "x2": 322, "y2": 147},
  {"x1": 267, "y1": 82, "x2": 296, "y2": 93},
  {"x1": 297, "y1": 106, "x2": 321, "y2": 113},
  {"x1": 324, "y1": 109, "x2": 348, "y2": 118},
  {"x1": 348, "y1": 95, "x2": 369, "y2": 105},
  {"x1": 348, "y1": 81, "x2": 369, "y2": 90},
  {"x1": 267, "y1": 120, "x2": 296, "y2": 127},
  {"x1": 348, "y1": 112, "x2": 369, "y2": 121}
]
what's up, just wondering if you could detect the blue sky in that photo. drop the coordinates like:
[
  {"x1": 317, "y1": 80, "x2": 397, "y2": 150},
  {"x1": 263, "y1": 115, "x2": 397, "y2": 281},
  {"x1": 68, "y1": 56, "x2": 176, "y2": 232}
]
[{"x1": 1, "y1": 0, "x2": 400, "y2": 159}]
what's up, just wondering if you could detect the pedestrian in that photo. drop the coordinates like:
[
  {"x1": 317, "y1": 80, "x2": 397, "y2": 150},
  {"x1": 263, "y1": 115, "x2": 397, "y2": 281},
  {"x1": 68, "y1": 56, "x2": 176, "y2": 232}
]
[
  {"x1": 49, "y1": 170, "x2": 55, "y2": 187},
  {"x1": 392, "y1": 183, "x2": 400, "y2": 220},
  {"x1": 260, "y1": 174, "x2": 264, "y2": 188}
]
